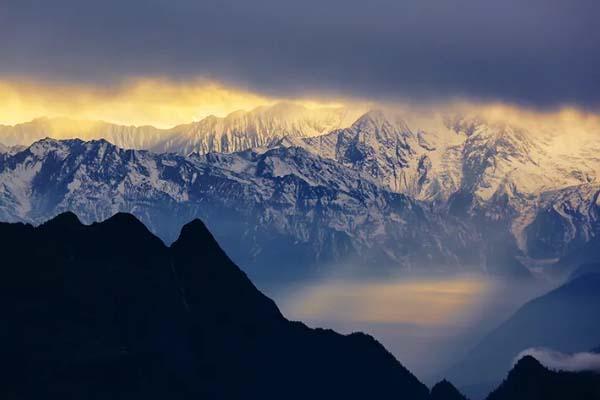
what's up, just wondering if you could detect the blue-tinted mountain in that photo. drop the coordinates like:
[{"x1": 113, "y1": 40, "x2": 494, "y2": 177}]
[
  {"x1": 0, "y1": 137, "x2": 484, "y2": 282},
  {"x1": 448, "y1": 273, "x2": 600, "y2": 396}
]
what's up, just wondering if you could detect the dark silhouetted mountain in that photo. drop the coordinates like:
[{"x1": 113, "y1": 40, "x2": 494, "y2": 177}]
[
  {"x1": 0, "y1": 212, "x2": 430, "y2": 400},
  {"x1": 448, "y1": 273, "x2": 600, "y2": 396},
  {"x1": 486, "y1": 355, "x2": 600, "y2": 400},
  {"x1": 430, "y1": 379, "x2": 469, "y2": 400}
]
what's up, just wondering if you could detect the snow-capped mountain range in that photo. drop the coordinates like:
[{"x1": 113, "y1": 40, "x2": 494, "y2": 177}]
[
  {"x1": 0, "y1": 137, "x2": 483, "y2": 281},
  {"x1": 0, "y1": 103, "x2": 362, "y2": 155},
  {"x1": 1, "y1": 104, "x2": 599, "y2": 280}
]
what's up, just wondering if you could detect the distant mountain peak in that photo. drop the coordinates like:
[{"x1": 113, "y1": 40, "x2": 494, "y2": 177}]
[
  {"x1": 512, "y1": 355, "x2": 545, "y2": 373},
  {"x1": 0, "y1": 103, "x2": 360, "y2": 154},
  {"x1": 430, "y1": 379, "x2": 468, "y2": 400},
  {"x1": 351, "y1": 109, "x2": 410, "y2": 134}
]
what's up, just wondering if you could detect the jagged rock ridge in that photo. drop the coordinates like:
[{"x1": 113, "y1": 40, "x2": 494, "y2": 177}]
[{"x1": 0, "y1": 212, "x2": 432, "y2": 399}]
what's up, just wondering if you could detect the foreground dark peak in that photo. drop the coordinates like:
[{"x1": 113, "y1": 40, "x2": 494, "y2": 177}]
[
  {"x1": 0, "y1": 212, "x2": 430, "y2": 400},
  {"x1": 430, "y1": 380, "x2": 469, "y2": 400},
  {"x1": 450, "y1": 272, "x2": 600, "y2": 392},
  {"x1": 487, "y1": 356, "x2": 600, "y2": 400},
  {"x1": 512, "y1": 355, "x2": 545, "y2": 374},
  {"x1": 39, "y1": 210, "x2": 82, "y2": 226},
  {"x1": 174, "y1": 218, "x2": 216, "y2": 245}
]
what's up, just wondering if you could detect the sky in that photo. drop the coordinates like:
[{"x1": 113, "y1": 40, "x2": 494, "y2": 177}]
[{"x1": 1, "y1": 0, "x2": 599, "y2": 125}]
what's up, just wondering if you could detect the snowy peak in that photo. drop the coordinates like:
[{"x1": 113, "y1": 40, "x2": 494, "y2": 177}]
[
  {"x1": 2, "y1": 136, "x2": 600, "y2": 276},
  {"x1": 0, "y1": 103, "x2": 362, "y2": 156},
  {"x1": 350, "y1": 110, "x2": 411, "y2": 136},
  {"x1": 153, "y1": 103, "x2": 360, "y2": 155},
  {"x1": 444, "y1": 114, "x2": 484, "y2": 137},
  {"x1": 0, "y1": 137, "x2": 481, "y2": 277},
  {"x1": 0, "y1": 117, "x2": 169, "y2": 151},
  {"x1": 0, "y1": 143, "x2": 24, "y2": 155},
  {"x1": 295, "y1": 110, "x2": 437, "y2": 196},
  {"x1": 461, "y1": 122, "x2": 543, "y2": 198}
]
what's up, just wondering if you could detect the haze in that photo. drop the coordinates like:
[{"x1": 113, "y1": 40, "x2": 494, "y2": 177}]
[{"x1": 272, "y1": 273, "x2": 552, "y2": 382}]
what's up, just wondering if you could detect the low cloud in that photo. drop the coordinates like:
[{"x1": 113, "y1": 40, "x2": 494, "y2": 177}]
[
  {"x1": 516, "y1": 348, "x2": 600, "y2": 372},
  {"x1": 277, "y1": 275, "x2": 494, "y2": 327}
]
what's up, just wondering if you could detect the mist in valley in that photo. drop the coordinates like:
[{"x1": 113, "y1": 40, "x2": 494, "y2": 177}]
[{"x1": 266, "y1": 269, "x2": 554, "y2": 384}]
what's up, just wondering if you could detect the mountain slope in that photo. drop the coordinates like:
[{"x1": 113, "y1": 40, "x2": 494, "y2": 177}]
[
  {"x1": 449, "y1": 273, "x2": 600, "y2": 393},
  {"x1": 272, "y1": 111, "x2": 600, "y2": 264},
  {"x1": 0, "y1": 212, "x2": 431, "y2": 400},
  {"x1": 486, "y1": 356, "x2": 600, "y2": 400},
  {"x1": 295, "y1": 110, "x2": 463, "y2": 201},
  {"x1": 0, "y1": 138, "x2": 484, "y2": 281},
  {"x1": 3, "y1": 107, "x2": 600, "y2": 267},
  {"x1": 2, "y1": 108, "x2": 600, "y2": 277}
]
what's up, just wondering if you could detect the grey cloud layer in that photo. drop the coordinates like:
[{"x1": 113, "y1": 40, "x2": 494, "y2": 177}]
[{"x1": 2, "y1": 0, "x2": 599, "y2": 108}]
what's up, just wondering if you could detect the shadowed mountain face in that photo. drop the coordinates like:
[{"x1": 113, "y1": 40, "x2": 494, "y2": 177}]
[
  {"x1": 0, "y1": 137, "x2": 486, "y2": 283},
  {"x1": 486, "y1": 356, "x2": 600, "y2": 400},
  {"x1": 0, "y1": 213, "x2": 430, "y2": 400},
  {"x1": 449, "y1": 273, "x2": 600, "y2": 396},
  {"x1": 430, "y1": 380, "x2": 469, "y2": 400}
]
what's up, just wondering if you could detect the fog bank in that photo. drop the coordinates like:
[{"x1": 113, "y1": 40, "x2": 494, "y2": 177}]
[{"x1": 271, "y1": 272, "x2": 551, "y2": 382}]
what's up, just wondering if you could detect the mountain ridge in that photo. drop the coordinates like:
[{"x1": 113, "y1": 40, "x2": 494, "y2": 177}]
[
  {"x1": 2, "y1": 107, "x2": 600, "y2": 276},
  {"x1": 0, "y1": 137, "x2": 484, "y2": 281},
  {"x1": 486, "y1": 355, "x2": 600, "y2": 400},
  {"x1": 0, "y1": 103, "x2": 362, "y2": 155},
  {"x1": 0, "y1": 211, "x2": 433, "y2": 399}
]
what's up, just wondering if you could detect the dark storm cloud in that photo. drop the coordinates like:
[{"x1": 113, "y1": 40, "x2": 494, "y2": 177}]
[{"x1": 2, "y1": 0, "x2": 599, "y2": 108}]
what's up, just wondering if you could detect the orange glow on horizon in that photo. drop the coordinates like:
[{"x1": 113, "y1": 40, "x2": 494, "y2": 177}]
[
  {"x1": 0, "y1": 78, "x2": 346, "y2": 128},
  {"x1": 0, "y1": 77, "x2": 598, "y2": 135}
]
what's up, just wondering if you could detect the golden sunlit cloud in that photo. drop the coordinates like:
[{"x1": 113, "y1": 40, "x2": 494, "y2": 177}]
[
  {"x1": 0, "y1": 78, "x2": 344, "y2": 128},
  {"x1": 1, "y1": 77, "x2": 599, "y2": 135}
]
